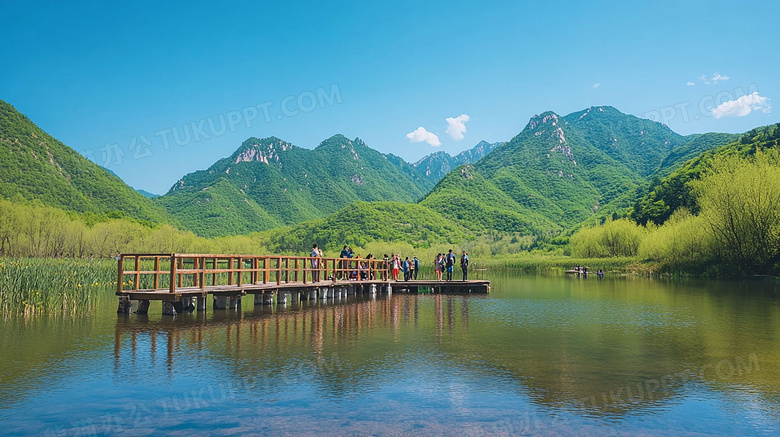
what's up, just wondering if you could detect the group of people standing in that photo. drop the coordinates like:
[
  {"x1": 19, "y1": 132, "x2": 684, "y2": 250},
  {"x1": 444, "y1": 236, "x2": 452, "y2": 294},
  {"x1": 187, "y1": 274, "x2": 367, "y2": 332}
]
[
  {"x1": 434, "y1": 249, "x2": 469, "y2": 281},
  {"x1": 309, "y1": 244, "x2": 470, "y2": 282},
  {"x1": 387, "y1": 254, "x2": 419, "y2": 281}
]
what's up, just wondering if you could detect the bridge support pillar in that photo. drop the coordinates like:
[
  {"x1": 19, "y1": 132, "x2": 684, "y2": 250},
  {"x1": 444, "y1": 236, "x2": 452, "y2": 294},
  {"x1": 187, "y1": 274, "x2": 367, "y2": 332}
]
[
  {"x1": 254, "y1": 293, "x2": 264, "y2": 305},
  {"x1": 262, "y1": 292, "x2": 274, "y2": 305},
  {"x1": 181, "y1": 297, "x2": 195, "y2": 312},
  {"x1": 276, "y1": 291, "x2": 288, "y2": 305},
  {"x1": 370, "y1": 284, "x2": 377, "y2": 295},
  {"x1": 346, "y1": 285, "x2": 356, "y2": 296},
  {"x1": 213, "y1": 296, "x2": 229, "y2": 310},
  {"x1": 135, "y1": 299, "x2": 150, "y2": 315},
  {"x1": 386, "y1": 284, "x2": 392, "y2": 295},
  {"x1": 228, "y1": 296, "x2": 241, "y2": 310},
  {"x1": 327, "y1": 287, "x2": 334, "y2": 298},
  {"x1": 162, "y1": 301, "x2": 179, "y2": 316},
  {"x1": 117, "y1": 297, "x2": 132, "y2": 314},
  {"x1": 197, "y1": 296, "x2": 207, "y2": 311},
  {"x1": 307, "y1": 288, "x2": 318, "y2": 300}
]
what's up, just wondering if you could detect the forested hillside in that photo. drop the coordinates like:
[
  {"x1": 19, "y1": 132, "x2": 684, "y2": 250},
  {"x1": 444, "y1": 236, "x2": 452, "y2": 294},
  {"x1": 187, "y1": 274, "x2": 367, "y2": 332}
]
[
  {"x1": 420, "y1": 107, "x2": 740, "y2": 235},
  {"x1": 156, "y1": 135, "x2": 434, "y2": 236},
  {"x1": 632, "y1": 123, "x2": 780, "y2": 225},
  {"x1": 255, "y1": 201, "x2": 468, "y2": 253},
  {"x1": 0, "y1": 99, "x2": 174, "y2": 223}
]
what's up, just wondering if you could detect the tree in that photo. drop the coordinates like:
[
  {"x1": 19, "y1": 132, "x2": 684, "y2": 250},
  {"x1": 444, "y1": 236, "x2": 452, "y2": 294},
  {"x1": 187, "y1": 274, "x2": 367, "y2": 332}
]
[{"x1": 691, "y1": 150, "x2": 780, "y2": 273}]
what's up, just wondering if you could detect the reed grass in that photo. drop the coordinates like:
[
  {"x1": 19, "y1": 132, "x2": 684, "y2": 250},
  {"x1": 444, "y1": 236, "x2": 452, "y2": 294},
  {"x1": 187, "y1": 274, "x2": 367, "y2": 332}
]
[{"x1": 0, "y1": 258, "x2": 116, "y2": 315}]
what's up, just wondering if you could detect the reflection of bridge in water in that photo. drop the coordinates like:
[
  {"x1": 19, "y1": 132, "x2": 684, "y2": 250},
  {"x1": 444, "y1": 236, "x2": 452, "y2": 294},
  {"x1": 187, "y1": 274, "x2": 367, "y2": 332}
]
[
  {"x1": 113, "y1": 293, "x2": 478, "y2": 377},
  {"x1": 116, "y1": 253, "x2": 489, "y2": 315}
]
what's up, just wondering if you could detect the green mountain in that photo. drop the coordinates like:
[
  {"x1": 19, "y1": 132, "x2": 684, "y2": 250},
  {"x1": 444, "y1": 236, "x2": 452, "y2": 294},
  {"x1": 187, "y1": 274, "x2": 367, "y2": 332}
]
[
  {"x1": 632, "y1": 123, "x2": 780, "y2": 225},
  {"x1": 136, "y1": 189, "x2": 159, "y2": 198},
  {"x1": 421, "y1": 106, "x2": 733, "y2": 234},
  {"x1": 157, "y1": 135, "x2": 433, "y2": 237},
  {"x1": 0, "y1": 99, "x2": 173, "y2": 223},
  {"x1": 155, "y1": 177, "x2": 282, "y2": 236},
  {"x1": 655, "y1": 132, "x2": 740, "y2": 175},
  {"x1": 412, "y1": 140, "x2": 503, "y2": 184}
]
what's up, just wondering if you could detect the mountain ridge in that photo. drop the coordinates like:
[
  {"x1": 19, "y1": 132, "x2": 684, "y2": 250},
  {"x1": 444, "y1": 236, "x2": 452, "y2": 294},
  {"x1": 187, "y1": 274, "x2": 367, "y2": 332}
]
[
  {"x1": 0, "y1": 99, "x2": 174, "y2": 224},
  {"x1": 156, "y1": 134, "x2": 434, "y2": 237},
  {"x1": 412, "y1": 140, "x2": 503, "y2": 184}
]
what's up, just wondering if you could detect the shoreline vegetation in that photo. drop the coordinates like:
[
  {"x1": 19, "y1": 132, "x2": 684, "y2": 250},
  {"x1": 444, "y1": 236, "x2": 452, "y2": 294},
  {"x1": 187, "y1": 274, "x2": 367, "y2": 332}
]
[{"x1": 1, "y1": 253, "x2": 775, "y2": 316}]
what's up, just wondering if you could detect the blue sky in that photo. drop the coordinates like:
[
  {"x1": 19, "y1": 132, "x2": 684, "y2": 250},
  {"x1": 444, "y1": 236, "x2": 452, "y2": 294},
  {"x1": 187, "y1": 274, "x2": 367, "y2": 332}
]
[{"x1": 1, "y1": 0, "x2": 777, "y2": 194}]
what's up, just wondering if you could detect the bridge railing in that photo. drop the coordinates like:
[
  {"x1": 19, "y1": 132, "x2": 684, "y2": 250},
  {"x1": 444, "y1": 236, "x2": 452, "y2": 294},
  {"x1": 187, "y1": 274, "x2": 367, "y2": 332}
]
[{"x1": 117, "y1": 253, "x2": 391, "y2": 294}]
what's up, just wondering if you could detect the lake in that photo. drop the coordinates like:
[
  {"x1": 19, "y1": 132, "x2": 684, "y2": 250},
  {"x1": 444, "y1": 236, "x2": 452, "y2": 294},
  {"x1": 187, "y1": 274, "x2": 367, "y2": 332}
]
[{"x1": 1, "y1": 274, "x2": 779, "y2": 436}]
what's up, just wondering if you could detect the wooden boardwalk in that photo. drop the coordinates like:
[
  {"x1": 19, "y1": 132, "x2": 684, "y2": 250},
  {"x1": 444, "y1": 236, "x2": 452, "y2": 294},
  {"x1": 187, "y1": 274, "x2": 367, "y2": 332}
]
[{"x1": 116, "y1": 253, "x2": 490, "y2": 315}]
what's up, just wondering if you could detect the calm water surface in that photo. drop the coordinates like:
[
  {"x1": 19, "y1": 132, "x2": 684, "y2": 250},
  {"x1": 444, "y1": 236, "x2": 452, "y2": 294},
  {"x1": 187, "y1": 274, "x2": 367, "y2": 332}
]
[{"x1": 1, "y1": 275, "x2": 779, "y2": 436}]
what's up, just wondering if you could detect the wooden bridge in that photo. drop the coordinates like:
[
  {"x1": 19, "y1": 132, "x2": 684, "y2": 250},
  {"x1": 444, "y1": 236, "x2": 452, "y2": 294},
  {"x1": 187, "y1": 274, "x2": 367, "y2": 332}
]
[{"x1": 116, "y1": 253, "x2": 490, "y2": 315}]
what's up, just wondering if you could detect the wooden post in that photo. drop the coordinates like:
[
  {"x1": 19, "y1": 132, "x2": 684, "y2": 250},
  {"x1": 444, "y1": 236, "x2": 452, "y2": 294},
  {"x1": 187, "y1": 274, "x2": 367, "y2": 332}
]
[
  {"x1": 177, "y1": 257, "x2": 183, "y2": 288},
  {"x1": 193, "y1": 257, "x2": 200, "y2": 287},
  {"x1": 153, "y1": 256, "x2": 160, "y2": 290},
  {"x1": 251, "y1": 258, "x2": 258, "y2": 284},
  {"x1": 263, "y1": 257, "x2": 269, "y2": 284},
  {"x1": 228, "y1": 257, "x2": 234, "y2": 286},
  {"x1": 201, "y1": 256, "x2": 206, "y2": 291},
  {"x1": 237, "y1": 257, "x2": 243, "y2": 287},
  {"x1": 298, "y1": 258, "x2": 303, "y2": 284},
  {"x1": 169, "y1": 255, "x2": 177, "y2": 294},
  {"x1": 117, "y1": 255, "x2": 124, "y2": 294},
  {"x1": 134, "y1": 255, "x2": 141, "y2": 291},
  {"x1": 212, "y1": 257, "x2": 217, "y2": 286},
  {"x1": 277, "y1": 257, "x2": 282, "y2": 285}
]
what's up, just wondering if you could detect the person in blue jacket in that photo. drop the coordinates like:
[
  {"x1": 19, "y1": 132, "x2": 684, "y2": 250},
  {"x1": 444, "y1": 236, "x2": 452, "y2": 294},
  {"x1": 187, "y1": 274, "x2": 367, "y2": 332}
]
[{"x1": 460, "y1": 250, "x2": 469, "y2": 281}]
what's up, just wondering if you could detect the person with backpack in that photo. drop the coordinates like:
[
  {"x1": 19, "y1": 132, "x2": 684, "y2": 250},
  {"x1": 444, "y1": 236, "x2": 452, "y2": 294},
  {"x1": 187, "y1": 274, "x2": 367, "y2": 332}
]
[
  {"x1": 445, "y1": 250, "x2": 455, "y2": 281},
  {"x1": 434, "y1": 253, "x2": 443, "y2": 281},
  {"x1": 402, "y1": 257, "x2": 410, "y2": 281},
  {"x1": 412, "y1": 256, "x2": 419, "y2": 280},
  {"x1": 310, "y1": 244, "x2": 320, "y2": 282},
  {"x1": 340, "y1": 245, "x2": 350, "y2": 280},
  {"x1": 460, "y1": 250, "x2": 469, "y2": 281}
]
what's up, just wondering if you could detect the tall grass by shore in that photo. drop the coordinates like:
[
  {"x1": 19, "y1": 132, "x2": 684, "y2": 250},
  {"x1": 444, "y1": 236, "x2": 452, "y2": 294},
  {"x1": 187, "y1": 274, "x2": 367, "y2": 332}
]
[{"x1": 0, "y1": 258, "x2": 116, "y2": 315}]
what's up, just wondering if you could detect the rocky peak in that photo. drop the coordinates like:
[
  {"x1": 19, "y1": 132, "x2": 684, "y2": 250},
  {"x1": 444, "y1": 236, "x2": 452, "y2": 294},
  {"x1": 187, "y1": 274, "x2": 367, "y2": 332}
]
[
  {"x1": 233, "y1": 137, "x2": 292, "y2": 164},
  {"x1": 526, "y1": 112, "x2": 561, "y2": 131}
]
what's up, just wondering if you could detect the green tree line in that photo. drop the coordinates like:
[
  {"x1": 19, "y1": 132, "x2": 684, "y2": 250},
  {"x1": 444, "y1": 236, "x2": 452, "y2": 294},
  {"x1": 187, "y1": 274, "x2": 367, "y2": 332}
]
[
  {"x1": 570, "y1": 149, "x2": 780, "y2": 275},
  {"x1": 0, "y1": 196, "x2": 267, "y2": 258}
]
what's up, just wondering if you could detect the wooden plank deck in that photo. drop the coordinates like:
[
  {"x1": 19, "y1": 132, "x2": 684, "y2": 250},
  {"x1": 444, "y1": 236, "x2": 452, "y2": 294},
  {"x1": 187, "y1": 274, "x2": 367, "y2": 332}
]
[{"x1": 117, "y1": 279, "x2": 491, "y2": 300}]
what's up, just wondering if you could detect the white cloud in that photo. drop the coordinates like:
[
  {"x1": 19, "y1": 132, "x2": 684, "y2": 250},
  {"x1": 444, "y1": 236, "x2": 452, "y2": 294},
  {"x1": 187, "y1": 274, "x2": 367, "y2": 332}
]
[
  {"x1": 711, "y1": 72, "x2": 730, "y2": 83},
  {"x1": 406, "y1": 126, "x2": 441, "y2": 146},
  {"x1": 592, "y1": 83, "x2": 600, "y2": 89},
  {"x1": 445, "y1": 114, "x2": 470, "y2": 140},
  {"x1": 711, "y1": 92, "x2": 771, "y2": 119},
  {"x1": 698, "y1": 72, "x2": 730, "y2": 85},
  {"x1": 686, "y1": 81, "x2": 696, "y2": 86}
]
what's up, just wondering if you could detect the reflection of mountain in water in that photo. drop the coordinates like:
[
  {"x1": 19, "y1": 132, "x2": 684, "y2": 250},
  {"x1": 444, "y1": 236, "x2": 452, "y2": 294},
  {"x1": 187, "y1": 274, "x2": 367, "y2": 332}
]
[{"x1": 110, "y1": 279, "x2": 780, "y2": 419}]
